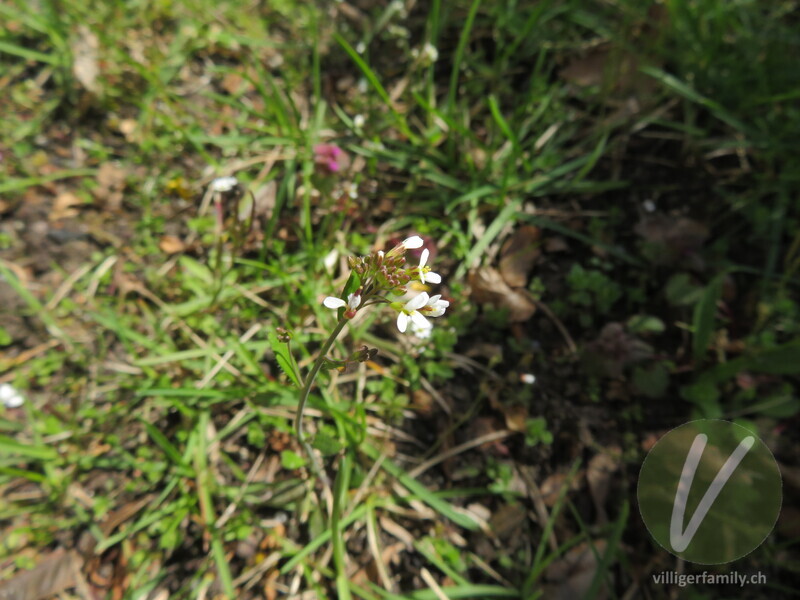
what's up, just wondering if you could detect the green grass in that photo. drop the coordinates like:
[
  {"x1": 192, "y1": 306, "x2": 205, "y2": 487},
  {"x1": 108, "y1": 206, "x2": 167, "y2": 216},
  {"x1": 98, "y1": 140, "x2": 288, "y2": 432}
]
[{"x1": 1, "y1": 0, "x2": 799, "y2": 598}]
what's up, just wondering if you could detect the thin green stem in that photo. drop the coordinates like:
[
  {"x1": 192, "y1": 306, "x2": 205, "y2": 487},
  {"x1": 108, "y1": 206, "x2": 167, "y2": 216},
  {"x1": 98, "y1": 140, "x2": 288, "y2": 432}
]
[{"x1": 295, "y1": 317, "x2": 349, "y2": 481}]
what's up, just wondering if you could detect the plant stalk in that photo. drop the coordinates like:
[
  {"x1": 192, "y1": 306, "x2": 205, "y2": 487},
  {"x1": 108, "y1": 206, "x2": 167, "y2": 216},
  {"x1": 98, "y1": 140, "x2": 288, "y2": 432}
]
[{"x1": 295, "y1": 316, "x2": 349, "y2": 481}]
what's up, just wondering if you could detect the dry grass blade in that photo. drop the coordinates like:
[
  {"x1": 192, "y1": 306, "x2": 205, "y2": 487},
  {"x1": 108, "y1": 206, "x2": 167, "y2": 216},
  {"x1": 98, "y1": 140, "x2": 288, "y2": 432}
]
[{"x1": 407, "y1": 429, "x2": 512, "y2": 479}]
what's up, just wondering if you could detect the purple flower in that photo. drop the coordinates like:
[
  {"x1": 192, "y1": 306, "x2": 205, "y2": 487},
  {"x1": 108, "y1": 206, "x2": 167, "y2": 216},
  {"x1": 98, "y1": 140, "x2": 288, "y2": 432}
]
[{"x1": 314, "y1": 144, "x2": 347, "y2": 174}]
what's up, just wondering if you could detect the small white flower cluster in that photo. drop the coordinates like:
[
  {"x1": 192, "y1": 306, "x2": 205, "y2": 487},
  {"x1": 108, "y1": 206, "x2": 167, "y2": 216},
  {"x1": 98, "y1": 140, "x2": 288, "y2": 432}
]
[
  {"x1": 322, "y1": 235, "x2": 449, "y2": 338},
  {"x1": 210, "y1": 176, "x2": 239, "y2": 193},
  {"x1": 0, "y1": 383, "x2": 24, "y2": 408}
]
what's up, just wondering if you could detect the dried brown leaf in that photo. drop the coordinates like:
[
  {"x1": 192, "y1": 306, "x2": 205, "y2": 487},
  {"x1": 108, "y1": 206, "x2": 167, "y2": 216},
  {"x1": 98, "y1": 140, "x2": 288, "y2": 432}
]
[
  {"x1": 544, "y1": 236, "x2": 569, "y2": 253},
  {"x1": 502, "y1": 403, "x2": 528, "y2": 433},
  {"x1": 634, "y1": 214, "x2": 709, "y2": 268},
  {"x1": 586, "y1": 447, "x2": 621, "y2": 524},
  {"x1": 499, "y1": 225, "x2": 541, "y2": 287},
  {"x1": 489, "y1": 503, "x2": 528, "y2": 540},
  {"x1": 559, "y1": 46, "x2": 611, "y2": 87},
  {"x1": 540, "y1": 471, "x2": 584, "y2": 507},
  {"x1": 468, "y1": 267, "x2": 536, "y2": 323},
  {"x1": 118, "y1": 119, "x2": 139, "y2": 142},
  {"x1": 72, "y1": 26, "x2": 100, "y2": 93},
  {"x1": 94, "y1": 162, "x2": 128, "y2": 211},
  {"x1": 0, "y1": 549, "x2": 83, "y2": 600},
  {"x1": 543, "y1": 540, "x2": 608, "y2": 600},
  {"x1": 158, "y1": 235, "x2": 185, "y2": 254},
  {"x1": 582, "y1": 322, "x2": 653, "y2": 378},
  {"x1": 50, "y1": 192, "x2": 82, "y2": 221}
]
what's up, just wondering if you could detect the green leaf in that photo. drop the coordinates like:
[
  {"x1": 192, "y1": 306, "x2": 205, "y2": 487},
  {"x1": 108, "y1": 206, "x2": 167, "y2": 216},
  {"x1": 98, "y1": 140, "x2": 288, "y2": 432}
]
[
  {"x1": 178, "y1": 256, "x2": 214, "y2": 285},
  {"x1": 268, "y1": 330, "x2": 302, "y2": 388},
  {"x1": 0, "y1": 434, "x2": 58, "y2": 461},
  {"x1": 280, "y1": 449, "x2": 306, "y2": 470},
  {"x1": 665, "y1": 273, "x2": 704, "y2": 306},
  {"x1": 626, "y1": 315, "x2": 665, "y2": 335},
  {"x1": 681, "y1": 381, "x2": 721, "y2": 418},
  {"x1": 363, "y1": 444, "x2": 479, "y2": 531},
  {"x1": 140, "y1": 420, "x2": 193, "y2": 477},
  {"x1": 692, "y1": 274, "x2": 724, "y2": 363},
  {"x1": 341, "y1": 271, "x2": 361, "y2": 298},
  {"x1": 632, "y1": 363, "x2": 670, "y2": 399},
  {"x1": 312, "y1": 431, "x2": 343, "y2": 456},
  {"x1": 746, "y1": 340, "x2": 800, "y2": 375}
]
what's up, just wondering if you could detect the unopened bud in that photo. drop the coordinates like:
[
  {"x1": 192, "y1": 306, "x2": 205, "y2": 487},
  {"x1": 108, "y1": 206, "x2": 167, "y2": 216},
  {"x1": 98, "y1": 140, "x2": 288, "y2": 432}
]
[
  {"x1": 351, "y1": 345, "x2": 378, "y2": 363},
  {"x1": 276, "y1": 327, "x2": 292, "y2": 343}
]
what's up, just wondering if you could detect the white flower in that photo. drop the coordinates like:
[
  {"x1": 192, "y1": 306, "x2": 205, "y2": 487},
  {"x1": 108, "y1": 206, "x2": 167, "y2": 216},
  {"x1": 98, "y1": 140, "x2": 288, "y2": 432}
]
[
  {"x1": 423, "y1": 294, "x2": 449, "y2": 317},
  {"x1": 520, "y1": 373, "x2": 536, "y2": 385},
  {"x1": 0, "y1": 383, "x2": 25, "y2": 408},
  {"x1": 417, "y1": 248, "x2": 441, "y2": 285},
  {"x1": 396, "y1": 292, "x2": 432, "y2": 334},
  {"x1": 422, "y1": 42, "x2": 439, "y2": 62},
  {"x1": 411, "y1": 319, "x2": 432, "y2": 338},
  {"x1": 343, "y1": 182, "x2": 358, "y2": 199},
  {"x1": 323, "y1": 292, "x2": 361, "y2": 311},
  {"x1": 401, "y1": 235, "x2": 424, "y2": 249},
  {"x1": 353, "y1": 114, "x2": 365, "y2": 129},
  {"x1": 210, "y1": 176, "x2": 238, "y2": 192}
]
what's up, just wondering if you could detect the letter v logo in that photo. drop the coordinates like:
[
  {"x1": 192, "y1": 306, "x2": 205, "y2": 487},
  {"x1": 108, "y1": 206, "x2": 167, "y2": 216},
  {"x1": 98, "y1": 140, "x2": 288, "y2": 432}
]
[{"x1": 669, "y1": 433, "x2": 755, "y2": 552}]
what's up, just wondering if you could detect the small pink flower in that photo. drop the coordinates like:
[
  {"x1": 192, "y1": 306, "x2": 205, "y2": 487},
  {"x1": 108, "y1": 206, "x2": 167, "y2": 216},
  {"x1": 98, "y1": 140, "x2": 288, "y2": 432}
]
[{"x1": 314, "y1": 144, "x2": 347, "y2": 174}]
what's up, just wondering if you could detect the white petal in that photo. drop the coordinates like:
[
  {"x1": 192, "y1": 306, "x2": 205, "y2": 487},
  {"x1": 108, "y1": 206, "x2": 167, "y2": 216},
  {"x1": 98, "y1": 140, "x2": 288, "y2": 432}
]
[
  {"x1": 323, "y1": 297, "x2": 346, "y2": 309},
  {"x1": 210, "y1": 176, "x2": 238, "y2": 192},
  {"x1": 427, "y1": 294, "x2": 441, "y2": 304},
  {"x1": 419, "y1": 248, "x2": 429, "y2": 269},
  {"x1": 402, "y1": 236, "x2": 423, "y2": 249},
  {"x1": 425, "y1": 271, "x2": 441, "y2": 284},
  {"x1": 397, "y1": 312, "x2": 409, "y2": 333},
  {"x1": 347, "y1": 293, "x2": 361, "y2": 309},
  {"x1": 405, "y1": 292, "x2": 429, "y2": 311},
  {"x1": 410, "y1": 311, "x2": 431, "y2": 330},
  {"x1": 0, "y1": 383, "x2": 24, "y2": 408},
  {"x1": 412, "y1": 322, "x2": 432, "y2": 338},
  {"x1": 427, "y1": 306, "x2": 446, "y2": 317}
]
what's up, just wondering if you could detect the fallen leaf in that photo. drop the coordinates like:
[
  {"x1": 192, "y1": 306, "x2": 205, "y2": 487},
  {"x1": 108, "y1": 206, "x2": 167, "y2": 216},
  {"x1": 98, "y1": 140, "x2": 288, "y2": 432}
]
[
  {"x1": 489, "y1": 502, "x2": 528, "y2": 540},
  {"x1": 502, "y1": 403, "x2": 528, "y2": 433},
  {"x1": 118, "y1": 119, "x2": 139, "y2": 142},
  {"x1": 559, "y1": 44, "x2": 614, "y2": 88},
  {"x1": 499, "y1": 225, "x2": 541, "y2": 287},
  {"x1": 71, "y1": 26, "x2": 100, "y2": 94},
  {"x1": 586, "y1": 447, "x2": 621, "y2": 524},
  {"x1": 0, "y1": 549, "x2": 86, "y2": 600},
  {"x1": 543, "y1": 540, "x2": 608, "y2": 600},
  {"x1": 544, "y1": 236, "x2": 569, "y2": 253},
  {"x1": 159, "y1": 235, "x2": 185, "y2": 254},
  {"x1": 221, "y1": 71, "x2": 245, "y2": 95},
  {"x1": 468, "y1": 267, "x2": 536, "y2": 323},
  {"x1": 582, "y1": 322, "x2": 653, "y2": 378},
  {"x1": 411, "y1": 388, "x2": 435, "y2": 416},
  {"x1": 50, "y1": 191, "x2": 83, "y2": 220},
  {"x1": 94, "y1": 162, "x2": 128, "y2": 210},
  {"x1": 540, "y1": 471, "x2": 583, "y2": 507},
  {"x1": 777, "y1": 506, "x2": 800, "y2": 539},
  {"x1": 635, "y1": 214, "x2": 709, "y2": 269}
]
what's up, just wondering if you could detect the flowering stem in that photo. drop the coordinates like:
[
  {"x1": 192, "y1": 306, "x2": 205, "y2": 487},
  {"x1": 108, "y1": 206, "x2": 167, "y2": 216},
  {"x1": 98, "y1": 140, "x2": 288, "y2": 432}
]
[{"x1": 295, "y1": 316, "x2": 349, "y2": 481}]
